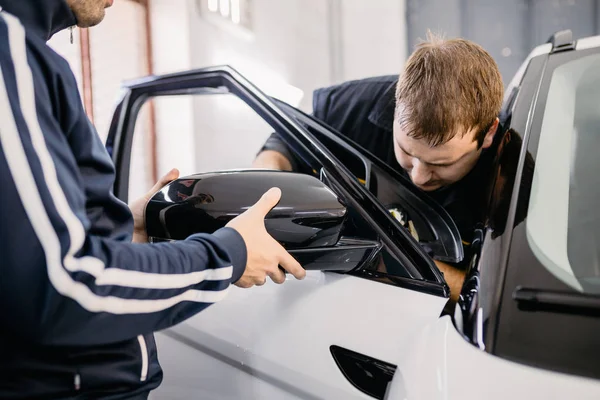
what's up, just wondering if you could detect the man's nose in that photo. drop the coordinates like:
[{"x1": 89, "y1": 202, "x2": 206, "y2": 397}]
[{"x1": 411, "y1": 160, "x2": 431, "y2": 186}]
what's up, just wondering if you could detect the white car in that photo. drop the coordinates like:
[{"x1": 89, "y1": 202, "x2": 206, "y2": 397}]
[{"x1": 106, "y1": 29, "x2": 600, "y2": 399}]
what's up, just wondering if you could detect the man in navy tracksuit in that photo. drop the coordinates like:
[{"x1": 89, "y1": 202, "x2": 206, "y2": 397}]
[{"x1": 0, "y1": 0, "x2": 304, "y2": 398}]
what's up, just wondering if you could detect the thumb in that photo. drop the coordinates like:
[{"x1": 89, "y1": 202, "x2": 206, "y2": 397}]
[
  {"x1": 250, "y1": 187, "x2": 282, "y2": 217},
  {"x1": 147, "y1": 168, "x2": 179, "y2": 196}
]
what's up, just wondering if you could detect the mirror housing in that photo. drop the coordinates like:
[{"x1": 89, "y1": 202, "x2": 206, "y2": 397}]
[
  {"x1": 146, "y1": 169, "x2": 347, "y2": 247},
  {"x1": 145, "y1": 170, "x2": 380, "y2": 272}
]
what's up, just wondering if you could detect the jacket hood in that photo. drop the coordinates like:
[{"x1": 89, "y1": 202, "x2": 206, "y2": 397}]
[{"x1": 0, "y1": 0, "x2": 77, "y2": 41}]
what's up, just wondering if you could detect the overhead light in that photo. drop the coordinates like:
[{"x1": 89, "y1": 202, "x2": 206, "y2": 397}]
[
  {"x1": 208, "y1": 0, "x2": 218, "y2": 12},
  {"x1": 219, "y1": 0, "x2": 230, "y2": 17},
  {"x1": 231, "y1": 0, "x2": 240, "y2": 24}
]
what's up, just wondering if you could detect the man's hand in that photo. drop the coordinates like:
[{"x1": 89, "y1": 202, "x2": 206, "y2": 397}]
[
  {"x1": 227, "y1": 187, "x2": 305, "y2": 287},
  {"x1": 130, "y1": 168, "x2": 180, "y2": 243},
  {"x1": 434, "y1": 260, "x2": 467, "y2": 303},
  {"x1": 252, "y1": 150, "x2": 293, "y2": 171}
]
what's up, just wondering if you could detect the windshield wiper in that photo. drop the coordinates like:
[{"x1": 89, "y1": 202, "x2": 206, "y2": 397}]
[{"x1": 513, "y1": 286, "x2": 600, "y2": 317}]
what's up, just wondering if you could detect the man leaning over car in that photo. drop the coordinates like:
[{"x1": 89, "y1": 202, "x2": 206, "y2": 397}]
[{"x1": 253, "y1": 33, "x2": 505, "y2": 302}]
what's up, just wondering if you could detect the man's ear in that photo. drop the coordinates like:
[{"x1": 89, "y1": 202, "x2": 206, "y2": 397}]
[{"x1": 482, "y1": 118, "x2": 500, "y2": 149}]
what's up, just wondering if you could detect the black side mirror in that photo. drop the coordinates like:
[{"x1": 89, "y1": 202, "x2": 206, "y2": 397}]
[{"x1": 145, "y1": 170, "x2": 379, "y2": 272}]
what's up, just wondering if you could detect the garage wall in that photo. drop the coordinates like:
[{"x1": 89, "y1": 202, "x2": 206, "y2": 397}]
[
  {"x1": 406, "y1": 0, "x2": 600, "y2": 84},
  {"x1": 184, "y1": 0, "x2": 408, "y2": 175},
  {"x1": 339, "y1": 0, "x2": 407, "y2": 83},
  {"x1": 89, "y1": 0, "x2": 149, "y2": 142},
  {"x1": 189, "y1": 0, "x2": 407, "y2": 110},
  {"x1": 187, "y1": 0, "x2": 330, "y2": 173},
  {"x1": 190, "y1": 0, "x2": 331, "y2": 111},
  {"x1": 148, "y1": 0, "x2": 196, "y2": 181}
]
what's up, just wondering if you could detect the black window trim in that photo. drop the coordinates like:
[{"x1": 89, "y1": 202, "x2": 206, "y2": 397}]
[
  {"x1": 452, "y1": 52, "x2": 550, "y2": 350},
  {"x1": 488, "y1": 53, "x2": 553, "y2": 351}
]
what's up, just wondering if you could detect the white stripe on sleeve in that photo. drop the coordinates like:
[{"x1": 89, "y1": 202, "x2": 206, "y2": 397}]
[{"x1": 0, "y1": 12, "x2": 231, "y2": 313}]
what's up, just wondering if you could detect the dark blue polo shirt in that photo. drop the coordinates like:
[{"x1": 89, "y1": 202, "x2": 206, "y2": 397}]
[{"x1": 262, "y1": 75, "x2": 498, "y2": 249}]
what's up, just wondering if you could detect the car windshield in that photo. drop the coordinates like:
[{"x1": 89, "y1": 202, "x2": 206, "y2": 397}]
[{"x1": 526, "y1": 53, "x2": 600, "y2": 294}]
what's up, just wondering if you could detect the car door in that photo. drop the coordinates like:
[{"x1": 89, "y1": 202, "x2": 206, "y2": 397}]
[{"x1": 106, "y1": 66, "x2": 461, "y2": 400}]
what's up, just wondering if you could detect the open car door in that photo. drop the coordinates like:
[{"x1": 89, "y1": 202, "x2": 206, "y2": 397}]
[{"x1": 107, "y1": 66, "x2": 462, "y2": 400}]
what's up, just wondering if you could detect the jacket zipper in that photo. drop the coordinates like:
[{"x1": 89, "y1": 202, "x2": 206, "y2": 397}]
[
  {"x1": 137, "y1": 335, "x2": 149, "y2": 382},
  {"x1": 74, "y1": 372, "x2": 81, "y2": 391}
]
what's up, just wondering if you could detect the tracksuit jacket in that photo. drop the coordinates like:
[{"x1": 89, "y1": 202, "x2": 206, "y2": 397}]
[{"x1": 0, "y1": 0, "x2": 247, "y2": 398}]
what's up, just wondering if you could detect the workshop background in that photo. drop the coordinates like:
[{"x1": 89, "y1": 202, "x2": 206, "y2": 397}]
[{"x1": 48, "y1": 0, "x2": 600, "y2": 200}]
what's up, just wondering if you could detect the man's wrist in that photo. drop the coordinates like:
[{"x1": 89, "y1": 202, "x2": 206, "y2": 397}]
[
  {"x1": 434, "y1": 260, "x2": 467, "y2": 303},
  {"x1": 132, "y1": 230, "x2": 148, "y2": 243},
  {"x1": 210, "y1": 227, "x2": 248, "y2": 283}
]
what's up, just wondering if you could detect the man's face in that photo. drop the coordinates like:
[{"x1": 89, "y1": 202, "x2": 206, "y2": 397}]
[
  {"x1": 392, "y1": 119, "x2": 497, "y2": 192},
  {"x1": 66, "y1": 0, "x2": 113, "y2": 28}
]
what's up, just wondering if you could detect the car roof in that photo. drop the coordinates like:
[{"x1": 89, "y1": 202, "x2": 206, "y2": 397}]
[
  {"x1": 576, "y1": 35, "x2": 600, "y2": 50},
  {"x1": 504, "y1": 33, "x2": 600, "y2": 105}
]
